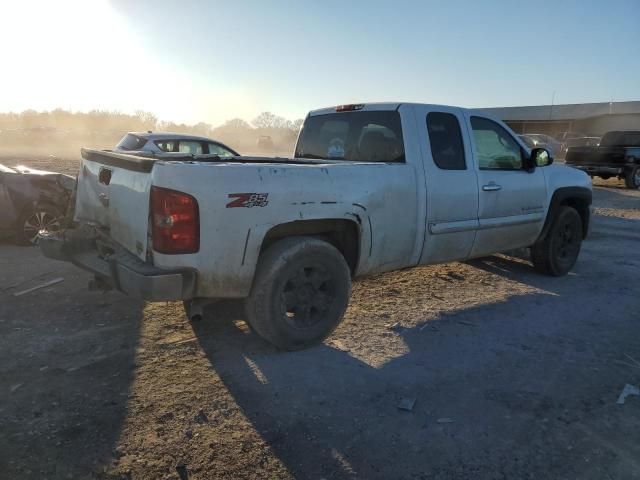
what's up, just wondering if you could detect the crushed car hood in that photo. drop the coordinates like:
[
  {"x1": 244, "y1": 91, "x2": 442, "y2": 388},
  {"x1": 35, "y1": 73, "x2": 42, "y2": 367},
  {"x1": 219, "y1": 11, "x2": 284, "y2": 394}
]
[{"x1": 1, "y1": 164, "x2": 75, "y2": 227}]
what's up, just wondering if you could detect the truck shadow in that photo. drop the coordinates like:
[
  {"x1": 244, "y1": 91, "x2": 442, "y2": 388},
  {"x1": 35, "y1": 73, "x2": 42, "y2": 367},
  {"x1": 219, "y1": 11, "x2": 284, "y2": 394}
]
[
  {"x1": 192, "y1": 262, "x2": 626, "y2": 480},
  {"x1": 0, "y1": 264, "x2": 143, "y2": 480}
]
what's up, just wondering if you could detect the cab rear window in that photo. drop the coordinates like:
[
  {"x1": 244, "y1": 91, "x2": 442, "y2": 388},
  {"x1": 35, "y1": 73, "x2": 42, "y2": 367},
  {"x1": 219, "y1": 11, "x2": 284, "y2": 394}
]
[
  {"x1": 116, "y1": 134, "x2": 147, "y2": 151},
  {"x1": 295, "y1": 111, "x2": 405, "y2": 162}
]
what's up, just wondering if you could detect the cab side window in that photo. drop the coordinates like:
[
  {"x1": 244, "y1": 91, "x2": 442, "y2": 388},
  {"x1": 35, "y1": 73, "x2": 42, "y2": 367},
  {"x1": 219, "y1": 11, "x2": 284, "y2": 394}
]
[
  {"x1": 178, "y1": 141, "x2": 204, "y2": 154},
  {"x1": 471, "y1": 117, "x2": 523, "y2": 170},
  {"x1": 155, "y1": 140, "x2": 178, "y2": 152},
  {"x1": 207, "y1": 142, "x2": 234, "y2": 157},
  {"x1": 426, "y1": 112, "x2": 466, "y2": 170}
]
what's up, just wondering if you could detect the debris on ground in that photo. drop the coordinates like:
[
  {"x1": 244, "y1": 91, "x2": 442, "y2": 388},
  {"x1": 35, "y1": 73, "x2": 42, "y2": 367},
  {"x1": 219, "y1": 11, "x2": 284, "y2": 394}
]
[
  {"x1": 1, "y1": 270, "x2": 59, "y2": 291},
  {"x1": 624, "y1": 353, "x2": 640, "y2": 368},
  {"x1": 386, "y1": 322, "x2": 401, "y2": 331},
  {"x1": 194, "y1": 409, "x2": 208, "y2": 424},
  {"x1": 10, "y1": 383, "x2": 23, "y2": 393},
  {"x1": 436, "y1": 418, "x2": 454, "y2": 423},
  {"x1": 616, "y1": 384, "x2": 640, "y2": 405},
  {"x1": 397, "y1": 398, "x2": 416, "y2": 411},
  {"x1": 13, "y1": 277, "x2": 64, "y2": 297},
  {"x1": 447, "y1": 272, "x2": 465, "y2": 281},
  {"x1": 175, "y1": 463, "x2": 189, "y2": 480}
]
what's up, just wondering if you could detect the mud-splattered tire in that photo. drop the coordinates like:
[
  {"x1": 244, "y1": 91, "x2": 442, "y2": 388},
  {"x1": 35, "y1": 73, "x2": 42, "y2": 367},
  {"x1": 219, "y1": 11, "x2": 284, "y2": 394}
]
[
  {"x1": 245, "y1": 236, "x2": 351, "y2": 351},
  {"x1": 624, "y1": 166, "x2": 640, "y2": 189},
  {"x1": 15, "y1": 204, "x2": 63, "y2": 246},
  {"x1": 531, "y1": 206, "x2": 583, "y2": 276}
]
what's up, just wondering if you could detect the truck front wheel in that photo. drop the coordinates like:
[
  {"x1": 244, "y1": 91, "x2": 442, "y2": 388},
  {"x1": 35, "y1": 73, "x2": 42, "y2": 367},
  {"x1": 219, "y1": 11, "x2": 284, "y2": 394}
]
[
  {"x1": 624, "y1": 166, "x2": 640, "y2": 189},
  {"x1": 531, "y1": 206, "x2": 583, "y2": 276},
  {"x1": 245, "y1": 236, "x2": 351, "y2": 350}
]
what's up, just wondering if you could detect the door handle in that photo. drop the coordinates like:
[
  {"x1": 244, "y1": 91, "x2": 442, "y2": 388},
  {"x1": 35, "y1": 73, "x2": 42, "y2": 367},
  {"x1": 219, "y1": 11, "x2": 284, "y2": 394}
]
[{"x1": 482, "y1": 183, "x2": 502, "y2": 192}]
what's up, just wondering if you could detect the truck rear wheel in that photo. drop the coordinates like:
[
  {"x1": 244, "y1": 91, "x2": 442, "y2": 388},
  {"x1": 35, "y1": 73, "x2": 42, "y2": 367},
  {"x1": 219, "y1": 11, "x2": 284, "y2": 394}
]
[
  {"x1": 624, "y1": 166, "x2": 640, "y2": 189},
  {"x1": 531, "y1": 206, "x2": 583, "y2": 276},
  {"x1": 245, "y1": 236, "x2": 351, "y2": 351}
]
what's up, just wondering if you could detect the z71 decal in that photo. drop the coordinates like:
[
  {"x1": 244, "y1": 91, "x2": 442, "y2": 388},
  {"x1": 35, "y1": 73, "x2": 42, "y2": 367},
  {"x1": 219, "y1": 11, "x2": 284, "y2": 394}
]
[{"x1": 226, "y1": 193, "x2": 269, "y2": 208}]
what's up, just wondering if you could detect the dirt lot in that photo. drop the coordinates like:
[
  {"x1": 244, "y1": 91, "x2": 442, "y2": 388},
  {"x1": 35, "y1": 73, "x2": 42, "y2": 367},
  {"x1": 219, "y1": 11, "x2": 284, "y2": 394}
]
[{"x1": 1, "y1": 156, "x2": 639, "y2": 479}]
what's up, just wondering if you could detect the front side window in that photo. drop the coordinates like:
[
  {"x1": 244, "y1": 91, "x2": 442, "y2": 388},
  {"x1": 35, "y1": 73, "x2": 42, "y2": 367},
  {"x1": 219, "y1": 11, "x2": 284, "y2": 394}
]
[
  {"x1": 295, "y1": 111, "x2": 405, "y2": 162},
  {"x1": 178, "y1": 141, "x2": 204, "y2": 154},
  {"x1": 427, "y1": 112, "x2": 466, "y2": 170},
  {"x1": 471, "y1": 117, "x2": 523, "y2": 170}
]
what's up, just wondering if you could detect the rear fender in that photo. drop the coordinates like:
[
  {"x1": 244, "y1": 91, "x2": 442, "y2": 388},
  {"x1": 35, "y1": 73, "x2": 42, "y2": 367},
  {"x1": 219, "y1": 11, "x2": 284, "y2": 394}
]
[{"x1": 203, "y1": 204, "x2": 372, "y2": 298}]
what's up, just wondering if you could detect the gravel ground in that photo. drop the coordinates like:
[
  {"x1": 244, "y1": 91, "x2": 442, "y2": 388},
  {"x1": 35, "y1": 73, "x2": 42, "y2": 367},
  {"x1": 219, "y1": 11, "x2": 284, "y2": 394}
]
[{"x1": 0, "y1": 156, "x2": 639, "y2": 479}]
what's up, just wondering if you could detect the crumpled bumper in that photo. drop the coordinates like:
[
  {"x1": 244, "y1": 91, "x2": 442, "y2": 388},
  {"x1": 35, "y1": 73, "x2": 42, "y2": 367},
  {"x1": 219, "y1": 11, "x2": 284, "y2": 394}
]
[{"x1": 39, "y1": 229, "x2": 196, "y2": 301}]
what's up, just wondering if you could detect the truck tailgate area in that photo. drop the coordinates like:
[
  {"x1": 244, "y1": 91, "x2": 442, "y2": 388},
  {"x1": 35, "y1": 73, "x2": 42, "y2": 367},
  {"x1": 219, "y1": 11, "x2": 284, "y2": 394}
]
[{"x1": 74, "y1": 149, "x2": 154, "y2": 260}]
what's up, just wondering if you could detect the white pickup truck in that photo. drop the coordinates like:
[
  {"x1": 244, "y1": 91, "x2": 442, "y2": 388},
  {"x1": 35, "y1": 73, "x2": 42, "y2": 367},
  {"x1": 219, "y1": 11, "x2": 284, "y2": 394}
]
[{"x1": 41, "y1": 103, "x2": 592, "y2": 350}]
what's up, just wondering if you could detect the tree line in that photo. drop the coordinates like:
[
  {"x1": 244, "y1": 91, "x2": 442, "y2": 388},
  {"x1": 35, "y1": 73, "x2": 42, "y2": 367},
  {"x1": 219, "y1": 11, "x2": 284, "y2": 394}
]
[{"x1": 0, "y1": 109, "x2": 304, "y2": 155}]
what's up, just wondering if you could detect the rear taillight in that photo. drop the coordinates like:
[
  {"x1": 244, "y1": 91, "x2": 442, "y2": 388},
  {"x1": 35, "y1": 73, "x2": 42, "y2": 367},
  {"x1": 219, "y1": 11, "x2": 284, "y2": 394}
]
[{"x1": 150, "y1": 186, "x2": 199, "y2": 254}]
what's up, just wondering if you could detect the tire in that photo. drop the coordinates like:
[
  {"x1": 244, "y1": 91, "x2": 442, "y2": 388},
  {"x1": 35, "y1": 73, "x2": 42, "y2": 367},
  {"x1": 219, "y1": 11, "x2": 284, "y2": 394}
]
[
  {"x1": 245, "y1": 236, "x2": 351, "y2": 351},
  {"x1": 15, "y1": 204, "x2": 63, "y2": 246},
  {"x1": 624, "y1": 165, "x2": 640, "y2": 189},
  {"x1": 531, "y1": 206, "x2": 583, "y2": 276}
]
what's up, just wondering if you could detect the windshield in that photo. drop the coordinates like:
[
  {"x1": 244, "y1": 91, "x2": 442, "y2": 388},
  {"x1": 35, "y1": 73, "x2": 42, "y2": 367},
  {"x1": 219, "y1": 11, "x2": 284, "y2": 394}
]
[
  {"x1": 599, "y1": 131, "x2": 640, "y2": 147},
  {"x1": 295, "y1": 111, "x2": 405, "y2": 162}
]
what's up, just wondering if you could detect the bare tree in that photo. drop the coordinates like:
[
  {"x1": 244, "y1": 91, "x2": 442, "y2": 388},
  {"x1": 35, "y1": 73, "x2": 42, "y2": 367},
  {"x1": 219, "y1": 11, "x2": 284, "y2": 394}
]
[
  {"x1": 221, "y1": 118, "x2": 251, "y2": 130},
  {"x1": 252, "y1": 112, "x2": 277, "y2": 129}
]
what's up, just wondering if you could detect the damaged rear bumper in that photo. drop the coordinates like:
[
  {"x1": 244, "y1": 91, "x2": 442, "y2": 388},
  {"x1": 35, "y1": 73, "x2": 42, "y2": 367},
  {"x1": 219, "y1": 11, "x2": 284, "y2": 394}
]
[{"x1": 40, "y1": 229, "x2": 196, "y2": 301}]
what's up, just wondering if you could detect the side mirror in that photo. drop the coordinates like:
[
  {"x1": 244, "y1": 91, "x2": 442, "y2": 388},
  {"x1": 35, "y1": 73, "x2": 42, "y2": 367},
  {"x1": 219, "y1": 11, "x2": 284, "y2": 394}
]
[{"x1": 531, "y1": 147, "x2": 553, "y2": 167}]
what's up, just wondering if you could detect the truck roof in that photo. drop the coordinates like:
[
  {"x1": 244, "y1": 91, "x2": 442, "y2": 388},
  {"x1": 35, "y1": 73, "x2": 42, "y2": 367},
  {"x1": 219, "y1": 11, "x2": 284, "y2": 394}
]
[
  {"x1": 308, "y1": 102, "x2": 497, "y2": 118},
  {"x1": 128, "y1": 132, "x2": 216, "y2": 143}
]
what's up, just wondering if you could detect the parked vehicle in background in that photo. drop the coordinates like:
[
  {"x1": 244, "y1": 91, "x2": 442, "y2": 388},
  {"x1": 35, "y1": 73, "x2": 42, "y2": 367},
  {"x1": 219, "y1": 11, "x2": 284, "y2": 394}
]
[
  {"x1": 521, "y1": 133, "x2": 562, "y2": 157},
  {"x1": 518, "y1": 134, "x2": 536, "y2": 149},
  {"x1": 560, "y1": 135, "x2": 601, "y2": 158},
  {"x1": 41, "y1": 102, "x2": 592, "y2": 350},
  {"x1": 556, "y1": 131, "x2": 590, "y2": 158},
  {"x1": 563, "y1": 135, "x2": 600, "y2": 155},
  {"x1": 0, "y1": 164, "x2": 74, "y2": 244},
  {"x1": 115, "y1": 132, "x2": 239, "y2": 157},
  {"x1": 565, "y1": 130, "x2": 640, "y2": 188},
  {"x1": 256, "y1": 135, "x2": 274, "y2": 151}
]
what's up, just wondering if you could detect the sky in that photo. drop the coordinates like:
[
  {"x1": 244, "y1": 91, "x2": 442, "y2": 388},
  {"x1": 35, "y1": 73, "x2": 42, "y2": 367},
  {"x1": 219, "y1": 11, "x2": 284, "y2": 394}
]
[{"x1": 1, "y1": 0, "x2": 638, "y2": 127}]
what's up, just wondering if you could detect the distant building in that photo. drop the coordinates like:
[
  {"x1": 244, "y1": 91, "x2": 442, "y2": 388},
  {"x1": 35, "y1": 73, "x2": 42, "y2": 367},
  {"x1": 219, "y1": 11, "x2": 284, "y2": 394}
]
[{"x1": 483, "y1": 101, "x2": 640, "y2": 138}]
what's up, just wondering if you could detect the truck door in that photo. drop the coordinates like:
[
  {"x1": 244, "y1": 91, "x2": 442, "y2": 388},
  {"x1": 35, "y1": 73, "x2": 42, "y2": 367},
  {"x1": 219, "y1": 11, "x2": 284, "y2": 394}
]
[
  {"x1": 415, "y1": 105, "x2": 480, "y2": 264},
  {"x1": 463, "y1": 113, "x2": 547, "y2": 257}
]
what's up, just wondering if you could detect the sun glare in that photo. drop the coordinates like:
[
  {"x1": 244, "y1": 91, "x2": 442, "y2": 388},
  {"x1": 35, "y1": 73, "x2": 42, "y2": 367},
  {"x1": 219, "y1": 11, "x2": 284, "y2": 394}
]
[
  {"x1": 0, "y1": 0, "x2": 263, "y2": 125},
  {"x1": 2, "y1": 1, "x2": 142, "y2": 110}
]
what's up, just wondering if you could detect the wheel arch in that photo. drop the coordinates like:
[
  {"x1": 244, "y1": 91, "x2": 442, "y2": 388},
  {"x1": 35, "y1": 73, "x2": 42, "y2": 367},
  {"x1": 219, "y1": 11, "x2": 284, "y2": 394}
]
[
  {"x1": 538, "y1": 187, "x2": 592, "y2": 242},
  {"x1": 260, "y1": 218, "x2": 362, "y2": 275}
]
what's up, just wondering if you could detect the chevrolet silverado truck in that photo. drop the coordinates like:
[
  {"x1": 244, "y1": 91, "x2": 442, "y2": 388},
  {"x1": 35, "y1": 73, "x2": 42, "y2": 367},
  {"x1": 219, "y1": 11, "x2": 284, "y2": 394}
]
[
  {"x1": 41, "y1": 103, "x2": 592, "y2": 350},
  {"x1": 565, "y1": 130, "x2": 640, "y2": 188}
]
